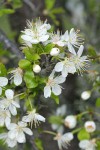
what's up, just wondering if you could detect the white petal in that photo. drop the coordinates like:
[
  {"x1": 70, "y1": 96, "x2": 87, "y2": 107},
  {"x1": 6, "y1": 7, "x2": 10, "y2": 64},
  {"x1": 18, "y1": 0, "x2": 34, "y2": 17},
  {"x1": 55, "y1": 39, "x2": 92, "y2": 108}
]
[
  {"x1": 79, "y1": 140, "x2": 89, "y2": 149},
  {"x1": 0, "y1": 87, "x2": 2, "y2": 95},
  {"x1": 49, "y1": 69, "x2": 55, "y2": 79},
  {"x1": 55, "y1": 75, "x2": 66, "y2": 84},
  {"x1": 62, "y1": 30, "x2": 69, "y2": 41},
  {"x1": 77, "y1": 45, "x2": 84, "y2": 57},
  {"x1": 9, "y1": 105, "x2": 17, "y2": 116},
  {"x1": 0, "y1": 133, "x2": 7, "y2": 139},
  {"x1": 21, "y1": 35, "x2": 33, "y2": 42},
  {"x1": 68, "y1": 63, "x2": 76, "y2": 74},
  {"x1": 8, "y1": 130, "x2": 17, "y2": 139},
  {"x1": 39, "y1": 35, "x2": 49, "y2": 42},
  {"x1": 14, "y1": 73, "x2": 22, "y2": 86},
  {"x1": 52, "y1": 84, "x2": 62, "y2": 96},
  {"x1": 5, "y1": 89, "x2": 14, "y2": 100},
  {"x1": 35, "y1": 114, "x2": 45, "y2": 122},
  {"x1": 68, "y1": 42, "x2": 76, "y2": 55},
  {"x1": 7, "y1": 138, "x2": 17, "y2": 148},
  {"x1": 18, "y1": 121, "x2": 27, "y2": 127},
  {"x1": 0, "y1": 77, "x2": 8, "y2": 87},
  {"x1": 12, "y1": 101, "x2": 20, "y2": 108},
  {"x1": 7, "y1": 123, "x2": 17, "y2": 130},
  {"x1": 62, "y1": 66, "x2": 68, "y2": 77},
  {"x1": 17, "y1": 131, "x2": 26, "y2": 143},
  {"x1": 0, "y1": 118, "x2": 5, "y2": 126},
  {"x1": 22, "y1": 116, "x2": 31, "y2": 123},
  {"x1": 23, "y1": 128, "x2": 33, "y2": 135},
  {"x1": 44, "y1": 86, "x2": 51, "y2": 98},
  {"x1": 55, "y1": 62, "x2": 63, "y2": 72},
  {"x1": 5, "y1": 117, "x2": 11, "y2": 127}
]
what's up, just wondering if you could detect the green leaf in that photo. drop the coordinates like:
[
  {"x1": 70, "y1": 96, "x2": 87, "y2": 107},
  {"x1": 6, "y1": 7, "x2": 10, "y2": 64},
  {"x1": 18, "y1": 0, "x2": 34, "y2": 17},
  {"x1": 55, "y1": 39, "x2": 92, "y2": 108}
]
[
  {"x1": 44, "y1": 43, "x2": 55, "y2": 53},
  {"x1": 23, "y1": 49, "x2": 40, "y2": 61},
  {"x1": 96, "y1": 141, "x2": 100, "y2": 150},
  {"x1": 0, "y1": 9, "x2": 14, "y2": 17},
  {"x1": 77, "y1": 128, "x2": 90, "y2": 140},
  {"x1": 51, "y1": 7, "x2": 65, "y2": 14},
  {"x1": 49, "y1": 115, "x2": 63, "y2": 124},
  {"x1": 45, "y1": 0, "x2": 56, "y2": 10},
  {"x1": 96, "y1": 98, "x2": 100, "y2": 107},
  {"x1": 24, "y1": 70, "x2": 38, "y2": 88},
  {"x1": 35, "y1": 138, "x2": 43, "y2": 150},
  {"x1": 12, "y1": 0, "x2": 23, "y2": 9},
  {"x1": 18, "y1": 59, "x2": 31, "y2": 69},
  {"x1": 0, "y1": 63, "x2": 7, "y2": 76},
  {"x1": 51, "y1": 93, "x2": 59, "y2": 104},
  {"x1": 32, "y1": 54, "x2": 40, "y2": 61},
  {"x1": 88, "y1": 46, "x2": 97, "y2": 56}
]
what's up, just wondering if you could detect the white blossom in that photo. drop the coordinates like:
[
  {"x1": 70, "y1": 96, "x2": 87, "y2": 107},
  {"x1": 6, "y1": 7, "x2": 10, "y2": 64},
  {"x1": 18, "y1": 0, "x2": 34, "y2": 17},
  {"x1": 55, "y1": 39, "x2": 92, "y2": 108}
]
[
  {"x1": 54, "y1": 132, "x2": 74, "y2": 150},
  {"x1": 50, "y1": 47, "x2": 60, "y2": 56},
  {"x1": 8, "y1": 121, "x2": 33, "y2": 143},
  {"x1": 33, "y1": 64, "x2": 41, "y2": 73},
  {"x1": 64, "y1": 115, "x2": 77, "y2": 129},
  {"x1": 44, "y1": 70, "x2": 66, "y2": 98},
  {"x1": 0, "y1": 109, "x2": 11, "y2": 127},
  {"x1": 0, "y1": 133, "x2": 17, "y2": 148},
  {"x1": 10, "y1": 67, "x2": 23, "y2": 86},
  {"x1": 70, "y1": 45, "x2": 89, "y2": 73},
  {"x1": 22, "y1": 109, "x2": 45, "y2": 127},
  {"x1": 0, "y1": 77, "x2": 8, "y2": 95},
  {"x1": 55, "y1": 58, "x2": 76, "y2": 77},
  {"x1": 0, "y1": 89, "x2": 20, "y2": 116},
  {"x1": 84, "y1": 121, "x2": 96, "y2": 133},
  {"x1": 46, "y1": 30, "x2": 65, "y2": 47},
  {"x1": 79, "y1": 139, "x2": 96, "y2": 150},
  {"x1": 81, "y1": 91, "x2": 91, "y2": 100},
  {"x1": 21, "y1": 19, "x2": 51, "y2": 45},
  {"x1": 61, "y1": 28, "x2": 83, "y2": 54}
]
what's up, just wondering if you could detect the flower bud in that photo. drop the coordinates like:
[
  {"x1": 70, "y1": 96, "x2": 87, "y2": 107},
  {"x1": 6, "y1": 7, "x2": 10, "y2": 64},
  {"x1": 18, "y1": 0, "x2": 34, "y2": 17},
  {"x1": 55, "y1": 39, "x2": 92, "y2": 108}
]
[
  {"x1": 64, "y1": 115, "x2": 77, "y2": 129},
  {"x1": 33, "y1": 65, "x2": 41, "y2": 73},
  {"x1": 50, "y1": 48, "x2": 60, "y2": 56},
  {"x1": 81, "y1": 91, "x2": 91, "y2": 100},
  {"x1": 84, "y1": 121, "x2": 96, "y2": 133}
]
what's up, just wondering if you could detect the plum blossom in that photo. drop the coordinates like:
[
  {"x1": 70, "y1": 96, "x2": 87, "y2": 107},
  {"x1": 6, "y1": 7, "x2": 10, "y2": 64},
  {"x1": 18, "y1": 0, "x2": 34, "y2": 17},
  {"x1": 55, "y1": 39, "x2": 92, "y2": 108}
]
[
  {"x1": 44, "y1": 70, "x2": 66, "y2": 98},
  {"x1": 0, "y1": 133, "x2": 17, "y2": 148},
  {"x1": 55, "y1": 58, "x2": 76, "y2": 77},
  {"x1": 33, "y1": 64, "x2": 41, "y2": 73},
  {"x1": 64, "y1": 115, "x2": 77, "y2": 129},
  {"x1": 0, "y1": 77, "x2": 8, "y2": 95},
  {"x1": 10, "y1": 67, "x2": 23, "y2": 86},
  {"x1": 70, "y1": 45, "x2": 89, "y2": 73},
  {"x1": 21, "y1": 19, "x2": 51, "y2": 45},
  {"x1": 81, "y1": 91, "x2": 91, "y2": 100},
  {"x1": 22, "y1": 109, "x2": 45, "y2": 127},
  {"x1": 8, "y1": 121, "x2": 33, "y2": 144},
  {"x1": 84, "y1": 121, "x2": 96, "y2": 133},
  {"x1": 46, "y1": 30, "x2": 65, "y2": 47},
  {"x1": 54, "y1": 132, "x2": 74, "y2": 150},
  {"x1": 0, "y1": 109, "x2": 11, "y2": 127},
  {"x1": 79, "y1": 139, "x2": 96, "y2": 150},
  {"x1": 0, "y1": 89, "x2": 20, "y2": 116},
  {"x1": 50, "y1": 47, "x2": 60, "y2": 56},
  {"x1": 61, "y1": 28, "x2": 83, "y2": 54}
]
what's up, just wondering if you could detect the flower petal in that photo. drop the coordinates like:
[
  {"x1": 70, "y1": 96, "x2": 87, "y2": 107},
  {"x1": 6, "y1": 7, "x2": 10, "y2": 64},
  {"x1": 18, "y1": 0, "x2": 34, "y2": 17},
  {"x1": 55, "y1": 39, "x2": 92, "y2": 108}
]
[
  {"x1": 68, "y1": 42, "x2": 76, "y2": 55},
  {"x1": 54, "y1": 75, "x2": 66, "y2": 84},
  {"x1": 14, "y1": 73, "x2": 22, "y2": 86},
  {"x1": 55, "y1": 62, "x2": 63, "y2": 72},
  {"x1": 9, "y1": 105, "x2": 17, "y2": 116},
  {"x1": 52, "y1": 84, "x2": 62, "y2": 96},
  {"x1": 5, "y1": 117, "x2": 11, "y2": 127},
  {"x1": 44, "y1": 86, "x2": 51, "y2": 98},
  {"x1": 62, "y1": 66, "x2": 68, "y2": 77},
  {"x1": 77, "y1": 45, "x2": 84, "y2": 57},
  {"x1": 35, "y1": 114, "x2": 45, "y2": 122},
  {"x1": 17, "y1": 131, "x2": 26, "y2": 143},
  {"x1": 0, "y1": 87, "x2": 2, "y2": 95},
  {"x1": 5, "y1": 89, "x2": 14, "y2": 100},
  {"x1": 12, "y1": 101, "x2": 20, "y2": 108},
  {"x1": 23, "y1": 128, "x2": 33, "y2": 135},
  {"x1": 0, "y1": 77, "x2": 8, "y2": 87}
]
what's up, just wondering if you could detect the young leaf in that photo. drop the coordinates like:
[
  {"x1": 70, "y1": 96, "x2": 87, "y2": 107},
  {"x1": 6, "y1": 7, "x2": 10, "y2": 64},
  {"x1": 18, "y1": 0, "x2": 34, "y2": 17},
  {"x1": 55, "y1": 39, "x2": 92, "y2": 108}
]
[
  {"x1": 77, "y1": 128, "x2": 90, "y2": 140},
  {"x1": 18, "y1": 59, "x2": 31, "y2": 69},
  {"x1": 45, "y1": 0, "x2": 56, "y2": 10},
  {"x1": 96, "y1": 98, "x2": 100, "y2": 107},
  {"x1": 0, "y1": 63, "x2": 7, "y2": 76}
]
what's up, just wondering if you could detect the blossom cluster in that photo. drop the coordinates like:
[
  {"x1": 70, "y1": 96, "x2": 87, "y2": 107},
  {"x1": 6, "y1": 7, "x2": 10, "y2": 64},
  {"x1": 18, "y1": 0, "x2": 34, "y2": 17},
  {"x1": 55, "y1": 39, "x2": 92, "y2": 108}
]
[{"x1": 0, "y1": 18, "x2": 96, "y2": 150}]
